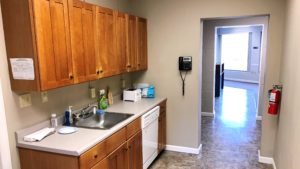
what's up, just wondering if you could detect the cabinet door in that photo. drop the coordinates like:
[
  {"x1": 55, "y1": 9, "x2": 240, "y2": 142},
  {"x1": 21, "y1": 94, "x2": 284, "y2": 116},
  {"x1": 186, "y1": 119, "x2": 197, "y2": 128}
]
[
  {"x1": 107, "y1": 143, "x2": 128, "y2": 169},
  {"x1": 127, "y1": 131, "x2": 142, "y2": 169},
  {"x1": 32, "y1": 0, "x2": 73, "y2": 90},
  {"x1": 158, "y1": 102, "x2": 167, "y2": 153},
  {"x1": 126, "y1": 15, "x2": 137, "y2": 72},
  {"x1": 116, "y1": 12, "x2": 127, "y2": 74},
  {"x1": 68, "y1": 0, "x2": 99, "y2": 83},
  {"x1": 137, "y1": 17, "x2": 148, "y2": 71},
  {"x1": 95, "y1": 7, "x2": 118, "y2": 77}
]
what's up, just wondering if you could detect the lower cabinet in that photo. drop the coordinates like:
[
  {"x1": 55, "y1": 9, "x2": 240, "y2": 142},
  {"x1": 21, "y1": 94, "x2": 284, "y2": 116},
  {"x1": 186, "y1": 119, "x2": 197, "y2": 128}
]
[
  {"x1": 18, "y1": 101, "x2": 167, "y2": 169},
  {"x1": 158, "y1": 101, "x2": 167, "y2": 153},
  {"x1": 19, "y1": 118, "x2": 143, "y2": 169},
  {"x1": 128, "y1": 131, "x2": 143, "y2": 169}
]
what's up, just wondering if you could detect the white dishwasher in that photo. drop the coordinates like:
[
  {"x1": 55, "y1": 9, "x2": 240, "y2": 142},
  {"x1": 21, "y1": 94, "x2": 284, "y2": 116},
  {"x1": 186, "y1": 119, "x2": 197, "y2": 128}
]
[{"x1": 141, "y1": 106, "x2": 160, "y2": 169}]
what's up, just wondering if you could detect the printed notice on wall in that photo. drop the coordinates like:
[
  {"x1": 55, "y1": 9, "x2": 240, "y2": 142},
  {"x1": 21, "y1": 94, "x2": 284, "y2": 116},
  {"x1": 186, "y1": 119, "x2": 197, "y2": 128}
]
[{"x1": 10, "y1": 58, "x2": 35, "y2": 80}]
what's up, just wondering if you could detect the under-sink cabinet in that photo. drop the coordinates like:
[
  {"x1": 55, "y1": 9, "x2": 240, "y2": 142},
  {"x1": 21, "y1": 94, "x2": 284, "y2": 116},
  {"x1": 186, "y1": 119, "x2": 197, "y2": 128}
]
[
  {"x1": 17, "y1": 100, "x2": 167, "y2": 169},
  {"x1": 1, "y1": 0, "x2": 148, "y2": 92},
  {"x1": 19, "y1": 118, "x2": 143, "y2": 169}
]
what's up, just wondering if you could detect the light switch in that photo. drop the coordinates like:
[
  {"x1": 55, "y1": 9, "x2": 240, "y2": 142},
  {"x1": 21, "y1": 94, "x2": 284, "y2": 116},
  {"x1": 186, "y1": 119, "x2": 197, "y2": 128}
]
[
  {"x1": 41, "y1": 92, "x2": 48, "y2": 103},
  {"x1": 19, "y1": 93, "x2": 32, "y2": 108}
]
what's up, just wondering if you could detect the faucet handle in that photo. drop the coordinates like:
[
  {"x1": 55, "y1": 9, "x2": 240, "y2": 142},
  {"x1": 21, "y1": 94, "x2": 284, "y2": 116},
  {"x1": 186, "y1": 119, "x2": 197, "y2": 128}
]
[{"x1": 68, "y1": 106, "x2": 73, "y2": 112}]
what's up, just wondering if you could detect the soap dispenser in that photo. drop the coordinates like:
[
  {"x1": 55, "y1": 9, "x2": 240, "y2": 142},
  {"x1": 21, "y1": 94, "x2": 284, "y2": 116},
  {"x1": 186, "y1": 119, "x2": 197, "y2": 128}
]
[{"x1": 64, "y1": 106, "x2": 73, "y2": 126}]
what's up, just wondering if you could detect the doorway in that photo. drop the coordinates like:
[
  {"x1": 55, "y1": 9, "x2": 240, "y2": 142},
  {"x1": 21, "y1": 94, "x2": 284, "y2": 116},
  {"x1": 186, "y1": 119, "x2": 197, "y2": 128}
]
[
  {"x1": 201, "y1": 15, "x2": 269, "y2": 120},
  {"x1": 200, "y1": 15, "x2": 271, "y2": 168}
]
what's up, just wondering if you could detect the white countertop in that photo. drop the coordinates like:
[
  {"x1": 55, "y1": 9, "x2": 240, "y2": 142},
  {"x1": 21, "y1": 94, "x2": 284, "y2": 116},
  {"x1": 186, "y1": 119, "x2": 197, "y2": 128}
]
[{"x1": 16, "y1": 97, "x2": 167, "y2": 156}]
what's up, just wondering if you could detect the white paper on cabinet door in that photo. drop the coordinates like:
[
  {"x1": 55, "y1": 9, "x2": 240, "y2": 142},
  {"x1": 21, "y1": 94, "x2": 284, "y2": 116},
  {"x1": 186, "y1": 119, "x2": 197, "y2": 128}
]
[{"x1": 10, "y1": 58, "x2": 35, "y2": 80}]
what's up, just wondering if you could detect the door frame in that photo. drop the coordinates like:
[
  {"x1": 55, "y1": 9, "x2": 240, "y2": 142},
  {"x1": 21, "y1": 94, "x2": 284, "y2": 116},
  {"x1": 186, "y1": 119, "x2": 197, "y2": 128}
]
[{"x1": 0, "y1": 78, "x2": 12, "y2": 169}]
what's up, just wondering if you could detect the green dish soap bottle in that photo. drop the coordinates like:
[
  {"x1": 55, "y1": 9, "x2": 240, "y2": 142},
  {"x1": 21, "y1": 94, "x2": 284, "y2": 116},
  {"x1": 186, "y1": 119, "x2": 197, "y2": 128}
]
[{"x1": 98, "y1": 89, "x2": 108, "y2": 110}]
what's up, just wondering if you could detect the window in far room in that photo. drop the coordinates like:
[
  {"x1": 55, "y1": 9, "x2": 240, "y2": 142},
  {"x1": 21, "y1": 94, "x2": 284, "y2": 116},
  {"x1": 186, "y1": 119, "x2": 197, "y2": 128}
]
[{"x1": 221, "y1": 33, "x2": 249, "y2": 71}]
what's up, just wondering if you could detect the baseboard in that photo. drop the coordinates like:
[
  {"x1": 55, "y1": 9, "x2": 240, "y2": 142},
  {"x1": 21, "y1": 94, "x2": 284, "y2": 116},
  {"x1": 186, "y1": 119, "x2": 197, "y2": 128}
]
[
  {"x1": 256, "y1": 116, "x2": 262, "y2": 120},
  {"x1": 258, "y1": 150, "x2": 277, "y2": 169},
  {"x1": 166, "y1": 144, "x2": 202, "y2": 154},
  {"x1": 202, "y1": 111, "x2": 215, "y2": 117},
  {"x1": 225, "y1": 78, "x2": 259, "y2": 84}
]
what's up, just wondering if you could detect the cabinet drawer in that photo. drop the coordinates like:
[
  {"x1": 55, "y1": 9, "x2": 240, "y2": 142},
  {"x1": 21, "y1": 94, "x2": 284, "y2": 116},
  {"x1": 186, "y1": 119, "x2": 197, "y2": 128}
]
[
  {"x1": 106, "y1": 127, "x2": 126, "y2": 154},
  {"x1": 79, "y1": 140, "x2": 107, "y2": 169},
  {"x1": 91, "y1": 158, "x2": 109, "y2": 169},
  {"x1": 126, "y1": 117, "x2": 141, "y2": 139}
]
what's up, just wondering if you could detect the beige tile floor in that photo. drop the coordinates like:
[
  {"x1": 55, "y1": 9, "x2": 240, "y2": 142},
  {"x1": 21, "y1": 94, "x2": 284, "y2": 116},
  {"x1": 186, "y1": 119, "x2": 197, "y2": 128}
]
[{"x1": 149, "y1": 81, "x2": 273, "y2": 169}]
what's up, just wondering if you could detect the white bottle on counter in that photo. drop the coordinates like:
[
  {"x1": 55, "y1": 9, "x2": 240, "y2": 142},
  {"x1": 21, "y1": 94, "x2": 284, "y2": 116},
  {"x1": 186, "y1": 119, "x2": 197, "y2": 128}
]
[{"x1": 50, "y1": 113, "x2": 58, "y2": 128}]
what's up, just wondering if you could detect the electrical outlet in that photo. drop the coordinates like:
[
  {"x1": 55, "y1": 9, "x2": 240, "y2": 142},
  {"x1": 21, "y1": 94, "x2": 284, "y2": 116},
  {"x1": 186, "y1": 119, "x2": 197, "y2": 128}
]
[
  {"x1": 41, "y1": 92, "x2": 48, "y2": 103},
  {"x1": 99, "y1": 89, "x2": 105, "y2": 95},
  {"x1": 89, "y1": 88, "x2": 96, "y2": 98},
  {"x1": 19, "y1": 93, "x2": 32, "y2": 108}
]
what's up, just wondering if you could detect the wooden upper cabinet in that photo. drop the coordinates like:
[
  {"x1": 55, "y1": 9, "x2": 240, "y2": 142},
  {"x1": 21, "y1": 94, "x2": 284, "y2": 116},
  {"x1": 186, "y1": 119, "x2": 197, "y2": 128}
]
[
  {"x1": 1, "y1": 0, "x2": 148, "y2": 92},
  {"x1": 116, "y1": 12, "x2": 128, "y2": 74},
  {"x1": 33, "y1": 0, "x2": 74, "y2": 90},
  {"x1": 68, "y1": 0, "x2": 100, "y2": 83},
  {"x1": 95, "y1": 7, "x2": 119, "y2": 78},
  {"x1": 126, "y1": 15, "x2": 138, "y2": 72},
  {"x1": 137, "y1": 17, "x2": 148, "y2": 71}
]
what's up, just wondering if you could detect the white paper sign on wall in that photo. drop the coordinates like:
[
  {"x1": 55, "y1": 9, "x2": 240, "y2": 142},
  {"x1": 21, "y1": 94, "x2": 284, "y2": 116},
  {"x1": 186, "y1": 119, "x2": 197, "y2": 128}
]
[{"x1": 10, "y1": 58, "x2": 35, "y2": 80}]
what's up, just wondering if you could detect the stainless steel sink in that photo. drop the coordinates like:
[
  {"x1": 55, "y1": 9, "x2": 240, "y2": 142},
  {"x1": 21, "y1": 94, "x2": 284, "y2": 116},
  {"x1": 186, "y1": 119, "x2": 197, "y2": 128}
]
[{"x1": 72, "y1": 112, "x2": 133, "y2": 130}]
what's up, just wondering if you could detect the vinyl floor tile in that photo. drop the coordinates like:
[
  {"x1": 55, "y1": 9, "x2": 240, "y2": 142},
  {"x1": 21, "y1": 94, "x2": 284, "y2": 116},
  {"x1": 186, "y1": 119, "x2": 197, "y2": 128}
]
[{"x1": 149, "y1": 81, "x2": 273, "y2": 169}]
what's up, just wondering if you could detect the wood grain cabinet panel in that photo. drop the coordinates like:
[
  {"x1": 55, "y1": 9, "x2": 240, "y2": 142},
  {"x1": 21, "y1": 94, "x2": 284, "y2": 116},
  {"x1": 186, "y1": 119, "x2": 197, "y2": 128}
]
[
  {"x1": 137, "y1": 17, "x2": 148, "y2": 71},
  {"x1": 158, "y1": 101, "x2": 167, "y2": 153},
  {"x1": 126, "y1": 117, "x2": 141, "y2": 139},
  {"x1": 79, "y1": 140, "x2": 107, "y2": 169},
  {"x1": 33, "y1": 0, "x2": 74, "y2": 90},
  {"x1": 68, "y1": 0, "x2": 99, "y2": 83},
  {"x1": 95, "y1": 7, "x2": 119, "y2": 78},
  {"x1": 127, "y1": 131, "x2": 143, "y2": 169},
  {"x1": 126, "y1": 15, "x2": 138, "y2": 72},
  {"x1": 107, "y1": 143, "x2": 128, "y2": 169},
  {"x1": 19, "y1": 148, "x2": 79, "y2": 169},
  {"x1": 116, "y1": 12, "x2": 128, "y2": 74}
]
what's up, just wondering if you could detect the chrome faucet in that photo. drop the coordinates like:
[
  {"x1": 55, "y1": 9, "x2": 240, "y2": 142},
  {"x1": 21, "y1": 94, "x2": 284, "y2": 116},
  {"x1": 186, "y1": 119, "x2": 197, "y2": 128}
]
[{"x1": 73, "y1": 104, "x2": 98, "y2": 121}]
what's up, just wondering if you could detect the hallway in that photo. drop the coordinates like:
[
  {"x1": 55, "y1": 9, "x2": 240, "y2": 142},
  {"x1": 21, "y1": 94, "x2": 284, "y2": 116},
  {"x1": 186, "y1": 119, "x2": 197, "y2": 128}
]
[{"x1": 149, "y1": 81, "x2": 273, "y2": 169}]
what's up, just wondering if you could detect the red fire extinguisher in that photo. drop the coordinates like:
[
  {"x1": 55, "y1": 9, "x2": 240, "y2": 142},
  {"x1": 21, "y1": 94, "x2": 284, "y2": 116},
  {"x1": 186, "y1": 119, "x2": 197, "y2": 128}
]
[{"x1": 268, "y1": 86, "x2": 282, "y2": 115}]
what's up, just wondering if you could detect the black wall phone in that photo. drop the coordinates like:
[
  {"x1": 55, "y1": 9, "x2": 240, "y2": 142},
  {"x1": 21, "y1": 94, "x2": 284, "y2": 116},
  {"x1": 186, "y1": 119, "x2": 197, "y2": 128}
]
[
  {"x1": 179, "y1": 56, "x2": 192, "y2": 71},
  {"x1": 178, "y1": 56, "x2": 192, "y2": 96}
]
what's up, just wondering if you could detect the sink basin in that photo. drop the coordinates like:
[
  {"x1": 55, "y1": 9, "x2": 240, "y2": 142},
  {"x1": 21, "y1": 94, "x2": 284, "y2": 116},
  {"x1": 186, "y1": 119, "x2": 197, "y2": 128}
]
[{"x1": 72, "y1": 112, "x2": 133, "y2": 130}]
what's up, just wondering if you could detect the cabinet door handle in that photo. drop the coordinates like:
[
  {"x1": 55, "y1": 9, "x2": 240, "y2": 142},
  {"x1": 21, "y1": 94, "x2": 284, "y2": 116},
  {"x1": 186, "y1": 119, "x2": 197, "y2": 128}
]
[
  {"x1": 94, "y1": 154, "x2": 98, "y2": 159},
  {"x1": 69, "y1": 74, "x2": 74, "y2": 80},
  {"x1": 96, "y1": 70, "x2": 100, "y2": 75}
]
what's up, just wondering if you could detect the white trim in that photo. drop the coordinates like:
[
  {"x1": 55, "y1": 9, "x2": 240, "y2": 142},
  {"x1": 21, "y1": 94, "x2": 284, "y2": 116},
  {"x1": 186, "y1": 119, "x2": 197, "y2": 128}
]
[
  {"x1": 256, "y1": 115, "x2": 262, "y2": 120},
  {"x1": 224, "y1": 78, "x2": 259, "y2": 84},
  {"x1": 258, "y1": 150, "x2": 277, "y2": 169},
  {"x1": 166, "y1": 144, "x2": 202, "y2": 154},
  {"x1": 0, "y1": 79, "x2": 12, "y2": 169},
  {"x1": 201, "y1": 111, "x2": 215, "y2": 117}
]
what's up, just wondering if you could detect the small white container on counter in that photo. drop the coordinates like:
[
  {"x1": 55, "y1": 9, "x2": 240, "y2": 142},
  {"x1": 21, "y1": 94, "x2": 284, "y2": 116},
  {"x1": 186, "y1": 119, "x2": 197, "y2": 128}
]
[{"x1": 50, "y1": 113, "x2": 58, "y2": 128}]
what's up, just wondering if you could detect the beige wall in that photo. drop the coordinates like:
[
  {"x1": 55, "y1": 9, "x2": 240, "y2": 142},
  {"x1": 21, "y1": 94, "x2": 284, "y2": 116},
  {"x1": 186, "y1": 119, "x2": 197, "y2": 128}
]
[
  {"x1": 0, "y1": 1, "x2": 132, "y2": 169},
  {"x1": 201, "y1": 16, "x2": 268, "y2": 115},
  {"x1": 129, "y1": 0, "x2": 285, "y2": 157},
  {"x1": 274, "y1": 0, "x2": 300, "y2": 168}
]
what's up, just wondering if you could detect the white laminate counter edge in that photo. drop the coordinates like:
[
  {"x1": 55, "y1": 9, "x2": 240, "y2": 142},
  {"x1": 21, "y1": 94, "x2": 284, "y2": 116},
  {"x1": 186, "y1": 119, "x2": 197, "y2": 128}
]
[{"x1": 15, "y1": 97, "x2": 167, "y2": 156}]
